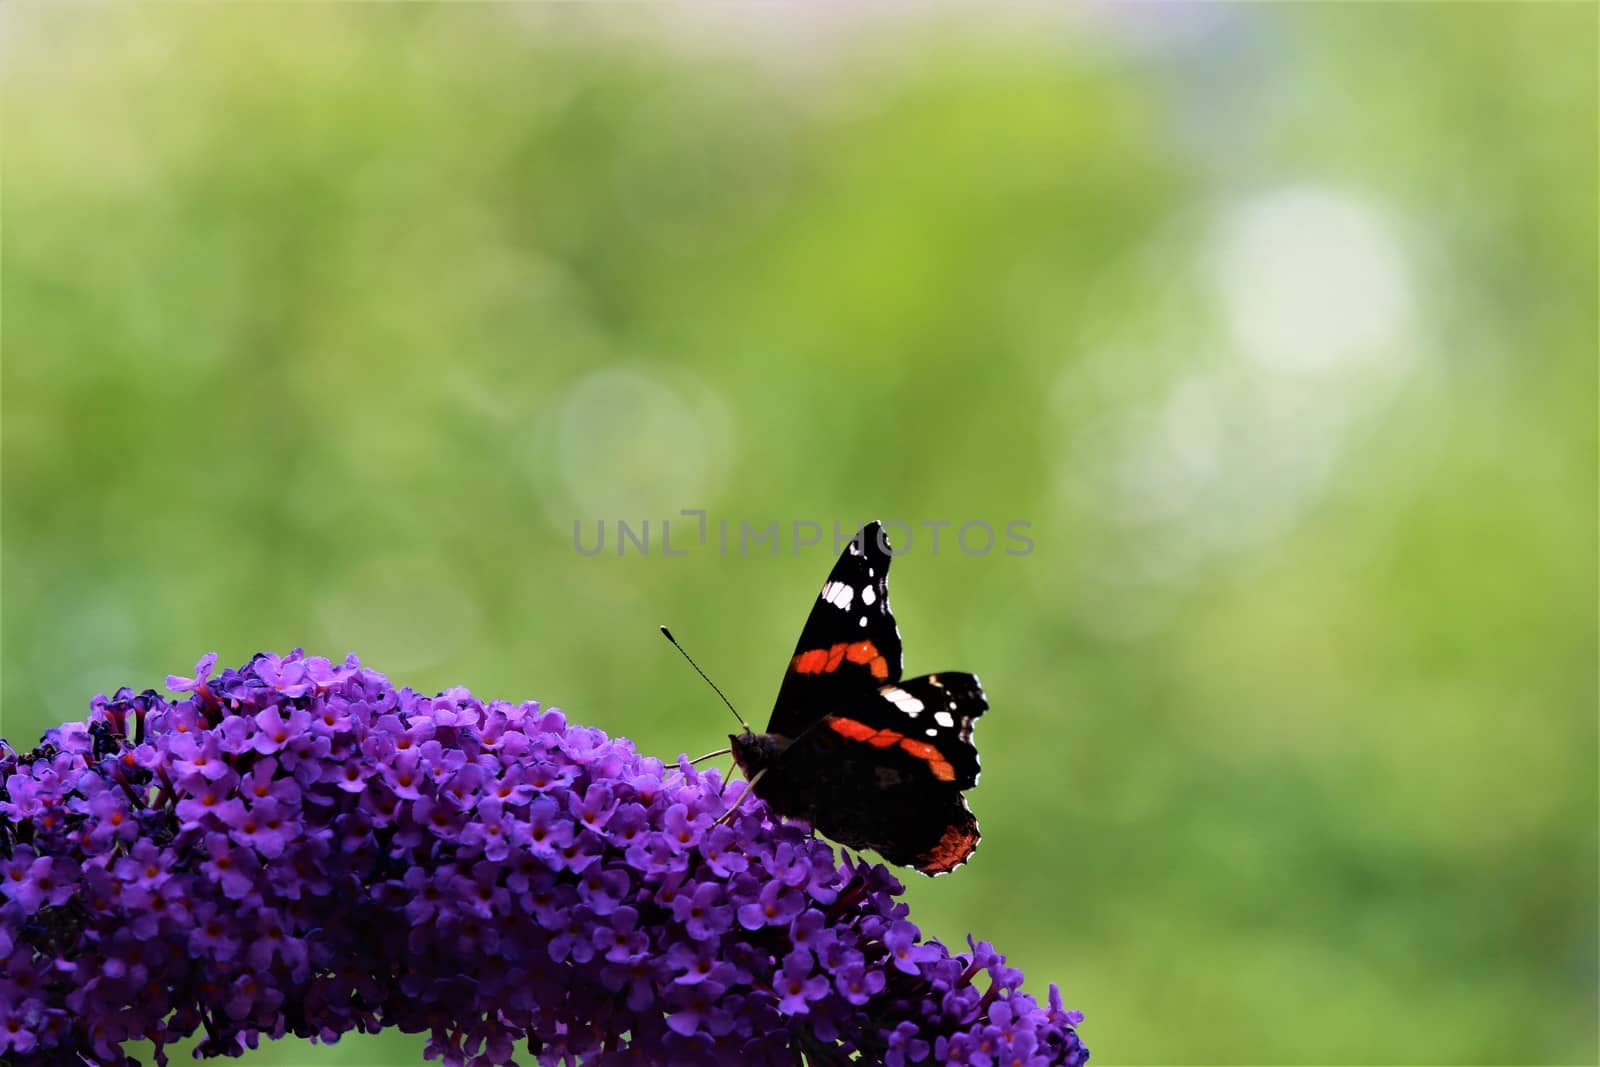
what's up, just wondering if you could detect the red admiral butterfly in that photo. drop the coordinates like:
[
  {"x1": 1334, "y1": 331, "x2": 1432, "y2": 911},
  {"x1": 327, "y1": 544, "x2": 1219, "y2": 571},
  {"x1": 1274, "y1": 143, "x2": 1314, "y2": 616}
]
[{"x1": 675, "y1": 521, "x2": 987, "y2": 876}]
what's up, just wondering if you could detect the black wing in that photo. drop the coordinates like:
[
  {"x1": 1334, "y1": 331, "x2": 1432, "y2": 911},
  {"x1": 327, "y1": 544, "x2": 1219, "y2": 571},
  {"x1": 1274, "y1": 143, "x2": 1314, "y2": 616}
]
[
  {"x1": 760, "y1": 672, "x2": 988, "y2": 875},
  {"x1": 767, "y1": 520, "x2": 903, "y2": 737},
  {"x1": 870, "y1": 672, "x2": 987, "y2": 789}
]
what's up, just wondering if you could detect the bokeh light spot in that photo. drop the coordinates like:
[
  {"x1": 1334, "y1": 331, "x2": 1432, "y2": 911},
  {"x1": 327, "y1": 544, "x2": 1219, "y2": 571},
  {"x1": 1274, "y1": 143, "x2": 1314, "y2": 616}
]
[
  {"x1": 552, "y1": 365, "x2": 732, "y2": 523},
  {"x1": 1216, "y1": 187, "x2": 1413, "y2": 375}
]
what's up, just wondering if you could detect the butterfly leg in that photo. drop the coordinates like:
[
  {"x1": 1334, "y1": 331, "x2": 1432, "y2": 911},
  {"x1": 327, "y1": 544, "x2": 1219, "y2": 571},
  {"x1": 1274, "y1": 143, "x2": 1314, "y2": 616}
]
[{"x1": 713, "y1": 768, "x2": 767, "y2": 827}]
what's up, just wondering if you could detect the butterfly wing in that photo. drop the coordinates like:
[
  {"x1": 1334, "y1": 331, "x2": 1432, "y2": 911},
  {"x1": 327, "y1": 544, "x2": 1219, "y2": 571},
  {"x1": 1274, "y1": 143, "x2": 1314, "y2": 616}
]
[
  {"x1": 869, "y1": 672, "x2": 987, "y2": 789},
  {"x1": 753, "y1": 521, "x2": 987, "y2": 876},
  {"x1": 762, "y1": 672, "x2": 988, "y2": 874},
  {"x1": 766, "y1": 521, "x2": 903, "y2": 737},
  {"x1": 843, "y1": 672, "x2": 987, "y2": 874}
]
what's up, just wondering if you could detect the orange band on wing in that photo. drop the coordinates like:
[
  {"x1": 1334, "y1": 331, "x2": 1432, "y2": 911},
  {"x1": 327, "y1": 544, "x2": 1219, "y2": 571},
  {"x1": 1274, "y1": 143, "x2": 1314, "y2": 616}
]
[
  {"x1": 792, "y1": 641, "x2": 889, "y2": 680},
  {"x1": 830, "y1": 720, "x2": 952, "y2": 779},
  {"x1": 793, "y1": 648, "x2": 830, "y2": 674},
  {"x1": 915, "y1": 816, "x2": 980, "y2": 875},
  {"x1": 898, "y1": 738, "x2": 956, "y2": 782},
  {"x1": 845, "y1": 641, "x2": 890, "y2": 680},
  {"x1": 829, "y1": 717, "x2": 877, "y2": 741},
  {"x1": 828, "y1": 718, "x2": 905, "y2": 748}
]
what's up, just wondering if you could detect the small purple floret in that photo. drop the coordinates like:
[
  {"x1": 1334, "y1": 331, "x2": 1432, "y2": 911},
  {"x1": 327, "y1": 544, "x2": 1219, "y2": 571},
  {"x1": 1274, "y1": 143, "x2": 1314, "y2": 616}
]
[{"x1": 0, "y1": 650, "x2": 1089, "y2": 1066}]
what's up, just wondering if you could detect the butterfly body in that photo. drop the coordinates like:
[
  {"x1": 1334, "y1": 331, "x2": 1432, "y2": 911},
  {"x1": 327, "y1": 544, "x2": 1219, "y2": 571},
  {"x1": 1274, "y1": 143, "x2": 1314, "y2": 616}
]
[{"x1": 730, "y1": 521, "x2": 987, "y2": 876}]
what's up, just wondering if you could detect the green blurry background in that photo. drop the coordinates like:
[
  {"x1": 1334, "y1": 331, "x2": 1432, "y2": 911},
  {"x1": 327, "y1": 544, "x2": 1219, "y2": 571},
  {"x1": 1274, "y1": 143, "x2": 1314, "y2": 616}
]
[{"x1": 3, "y1": 5, "x2": 1594, "y2": 1065}]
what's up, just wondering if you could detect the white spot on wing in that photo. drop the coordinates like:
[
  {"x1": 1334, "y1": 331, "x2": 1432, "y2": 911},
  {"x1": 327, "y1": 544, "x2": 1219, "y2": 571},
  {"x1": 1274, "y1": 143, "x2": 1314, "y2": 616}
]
[
  {"x1": 925, "y1": 727, "x2": 938, "y2": 737},
  {"x1": 934, "y1": 710, "x2": 955, "y2": 728},
  {"x1": 861, "y1": 586, "x2": 877, "y2": 606},
  {"x1": 820, "y1": 581, "x2": 853, "y2": 611},
  {"x1": 858, "y1": 616, "x2": 868, "y2": 628},
  {"x1": 882, "y1": 687, "x2": 924, "y2": 717}
]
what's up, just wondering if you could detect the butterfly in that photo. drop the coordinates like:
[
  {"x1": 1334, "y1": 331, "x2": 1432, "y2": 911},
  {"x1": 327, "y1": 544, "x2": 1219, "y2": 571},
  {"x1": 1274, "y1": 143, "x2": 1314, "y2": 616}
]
[{"x1": 728, "y1": 521, "x2": 987, "y2": 875}]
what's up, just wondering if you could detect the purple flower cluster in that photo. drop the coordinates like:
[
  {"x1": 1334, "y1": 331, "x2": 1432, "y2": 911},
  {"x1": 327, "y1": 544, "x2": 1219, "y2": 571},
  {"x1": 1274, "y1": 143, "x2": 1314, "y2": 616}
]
[{"x1": 0, "y1": 650, "x2": 1088, "y2": 1066}]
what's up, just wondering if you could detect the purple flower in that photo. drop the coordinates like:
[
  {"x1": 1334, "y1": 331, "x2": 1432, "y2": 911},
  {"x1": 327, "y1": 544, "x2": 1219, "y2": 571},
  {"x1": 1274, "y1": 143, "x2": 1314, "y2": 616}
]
[
  {"x1": 886, "y1": 919, "x2": 943, "y2": 974},
  {"x1": 736, "y1": 877, "x2": 805, "y2": 930},
  {"x1": 199, "y1": 833, "x2": 259, "y2": 900},
  {"x1": 525, "y1": 795, "x2": 574, "y2": 857},
  {"x1": 835, "y1": 957, "x2": 887, "y2": 1005},
  {"x1": 665, "y1": 940, "x2": 728, "y2": 986},
  {"x1": 664, "y1": 978, "x2": 732, "y2": 1038},
  {"x1": 231, "y1": 797, "x2": 290, "y2": 858},
  {"x1": 170, "y1": 731, "x2": 229, "y2": 782},
  {"x1": 662, "y1": 801, "x2": 709, "y2": 851},
  {"x1": 251, "y1": 706, "x2": 309, "y2": 756},
  {"x1": 0, "y1": 852, "x2": 77, "y2": 914},
  {"x1": 697, "y1": 823, "x2": 748, "y2": 878},
  {"x1": 109, "y1": 842, "x2": 162, "y2": 892},
  {"x1": 571, "y1": 781, "x2": 618, "y2": 832},
  {"x1": 886, "y1": 1019, "x2": 931, "y2": 1066},
  {"x1": 0, "y1": 649, "x2": 1089, "y2": 1066},
  {"x1": 774, "y1": 951, "x2": 830, "y2": 1015},
  {"x1": 460, "y1": 798, "x2": 516, "y2": 861},
  {"x1": 165, "y1": 652, "x2": 218, "y2": 695},
  {"x1": 666, "y1": 881, "x2": 727, "y2": 942},
  {"x1": 253, "y1": 651, "x2": 311, "y2": 697},
  {"x1": 82, "y1": 788, "x2": 137, "y2": 851},
  {"x1": 591, "y1": 904, "x2": 647, "y2": 964}
]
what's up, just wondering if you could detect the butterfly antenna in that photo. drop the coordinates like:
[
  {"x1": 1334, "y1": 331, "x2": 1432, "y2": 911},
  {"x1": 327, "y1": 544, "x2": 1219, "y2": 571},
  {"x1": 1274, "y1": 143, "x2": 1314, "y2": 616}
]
[{"x1": 660, "y1": 626, "x2": 753, "y2": 733}]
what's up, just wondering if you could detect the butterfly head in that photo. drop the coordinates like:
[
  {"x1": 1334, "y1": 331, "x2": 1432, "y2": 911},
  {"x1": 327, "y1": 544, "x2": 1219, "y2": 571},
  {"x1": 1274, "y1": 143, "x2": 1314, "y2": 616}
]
[{"x1": 729, "y1": 729, "x2": 786, "y2": 778}]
